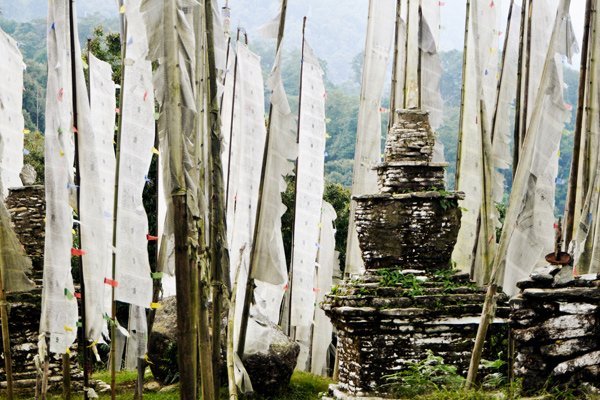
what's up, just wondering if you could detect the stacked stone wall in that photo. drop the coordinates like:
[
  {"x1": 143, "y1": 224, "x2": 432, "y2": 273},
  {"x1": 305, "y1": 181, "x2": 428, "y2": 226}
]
[
  {"x1": 384, "y1": 110, "x2": 434, "y2": 162},
  {"x1": 511, "y1": 265, "x2": 600, "y2": 393},
  {"x1": 354, "y1": 192, "x2": 462, "y2": 270},
  {"x1": 1, "y1": 186, "x2": 79, "y2": 392},
  {"x1": 376, "y1": 162, "x2": 446, "y2": 193}
]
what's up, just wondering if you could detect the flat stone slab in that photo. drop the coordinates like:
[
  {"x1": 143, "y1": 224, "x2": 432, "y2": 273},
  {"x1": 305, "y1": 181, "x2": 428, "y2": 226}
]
[
  {"x1": 522, "y1": 287, "x2": 600, "y2": 301},
  {"x1": 553, "y1": 350, "x2": 600, "y2": 376},
  {"x1": 375, "y1": 161, "x2": 449, "y2": 168},
  {"x1": 513, "y1": 314, "x2": 597, "y2": 343},
  {"x1": 354, "y1": 191, "x2": 465, "y2": 201},
  {"x1": 541, "y1": 337, "x2": 598, "y2": 358}
]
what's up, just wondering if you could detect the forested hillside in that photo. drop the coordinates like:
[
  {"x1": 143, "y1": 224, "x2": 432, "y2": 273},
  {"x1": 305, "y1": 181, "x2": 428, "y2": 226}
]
[{"x1": 2, "y1": 12, "x2": 579, "y2": 215}]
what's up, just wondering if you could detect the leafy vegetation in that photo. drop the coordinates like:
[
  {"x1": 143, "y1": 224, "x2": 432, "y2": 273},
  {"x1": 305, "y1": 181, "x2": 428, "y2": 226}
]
[
  {"x1": 16, "y1": 370, "x2": 331, "y2": 400},
  {"x1": 281, "y1": 179, "x2": 351, "y2": 272},
  {"x1": 23, "y1": 129, "x2": 45, "y2": 183},
  {"x1": 383, "y1": 350, "x2": 465, "y2": 398},
  {"x1": 377, "y1": 270, "x2": 424, "y2": 297}
]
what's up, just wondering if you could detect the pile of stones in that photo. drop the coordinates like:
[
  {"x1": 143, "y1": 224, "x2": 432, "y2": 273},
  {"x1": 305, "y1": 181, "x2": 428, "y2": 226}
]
[{"x1": 511, "y1": 264, "x2": 600, "y2": 394}]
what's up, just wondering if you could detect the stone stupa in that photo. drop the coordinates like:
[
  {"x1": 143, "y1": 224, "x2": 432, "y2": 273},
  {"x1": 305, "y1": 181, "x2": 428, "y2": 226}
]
[{"x1": 322, "y1": 109, "x2": 509, "y2": 399}]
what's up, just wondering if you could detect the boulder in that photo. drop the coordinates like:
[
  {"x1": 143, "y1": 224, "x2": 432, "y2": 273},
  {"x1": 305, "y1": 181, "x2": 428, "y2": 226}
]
[
  {"x1": 147, "y1": 296, "x2": 179, "y2": 384},
  {"x1": 242, "y1": 315, "x2": 300, "y2": 396},
  {"x1": 148, "y1": 296, "x2": 299, "y2": 395},
  {"x1": 19, "y1": 164, "x2": 37, "y2": 186}
]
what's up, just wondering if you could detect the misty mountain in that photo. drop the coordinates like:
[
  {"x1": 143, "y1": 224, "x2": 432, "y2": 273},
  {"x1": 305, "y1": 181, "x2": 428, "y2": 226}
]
[
  {"x1": 1, "y1": 0, "x2": 371, "y2": 83},
  {"x1": 0, "y1": 0, "x2": 116, "y2": 21}
]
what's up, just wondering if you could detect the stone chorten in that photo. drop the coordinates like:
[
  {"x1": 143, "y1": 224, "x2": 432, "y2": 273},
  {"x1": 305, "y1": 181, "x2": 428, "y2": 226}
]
[{"x1": 322, "y1": 110, "x2": 509, "y2": 399}]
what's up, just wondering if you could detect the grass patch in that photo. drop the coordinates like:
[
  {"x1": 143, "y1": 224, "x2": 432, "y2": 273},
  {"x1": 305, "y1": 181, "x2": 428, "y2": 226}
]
[
  {"x1": 92, "y1": 369, "x2": 150, "y2": 386},
  {"x1": 14, "y1": 370, "x2": 331, "y2": 400},
  {"x1": 275, "y1": 371, "x2": 332, "y2": 400}
]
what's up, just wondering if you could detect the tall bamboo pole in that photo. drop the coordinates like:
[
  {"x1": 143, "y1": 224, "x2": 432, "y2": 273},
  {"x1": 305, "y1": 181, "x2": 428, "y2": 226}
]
[
  {"x1": 109, "y1": 1, "x2": 130, "y2": 397},
  {"x1": 581, "y1": 1, "x2": 600, "y2": 240},
  {"x1": 41, "y1": 351, "x2": 49, "y2": 400},
  {"x1": 205, "y1": 0, "x2": 232, "y2": 393},
  {"x1": 0, "y1": 260, "x2": 14, "y2": 399},
  {"x1": 138, "y1": 132, "x2": 159, "y2": 400},
  {"x1": 490, "y1": 0, "x2": 515, "y2": 143},
  {"x1": 454, "y1": 0, "x2": 471, "y2": 189},
  {"x1": 465, "y1": 101, "x2": 497, "y2": 378},
  {"x1": 68, "y1": 1, "x2": 86, "y2": 398},
  {"x1": 520, "y1": 0, "x2": 533, "y2": 148},
  {"x1": 388, "y1": 0, "x2": 403, "y2": 131},
  {"x1": 512, "y1": 2, "x2": 528, "y2": 176},
  {"x1": 282, "y1": 17, "x2": 308, "y2": 338},
  {"x1": 227, "y1": 247, "x2": 243, "y2": 400},
  {"x1": 224, "y1": 29, "x2": 244, "y2": 214},
  {"x1": 194, "y1": 4, "x2": 216, "y2": 400},
  {"x1": 402, "y1": 0, "x2": 412, "y2": 109},
  {"x1": 565, "y1": 0, "x2": 594, "y2": 246},
  {"x1": 237, "y1": 0, "x2": 288, "y2": 357},
  {"x1": 162, "y1": 1, "x2": 199, "y2": 398},
  {"x1": 417, "y1": 0, "x2": 422, "y2": 109},
  {"x1": 465, "y1": 1, "x2": 570, "y2": 387},
  {"x1": 469, "y1": 0, "x2": 516, "y2": 282}
]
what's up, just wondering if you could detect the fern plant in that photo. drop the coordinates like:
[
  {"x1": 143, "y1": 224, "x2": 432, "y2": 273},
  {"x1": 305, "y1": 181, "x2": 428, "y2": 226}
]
[{"x1": 383, "y1": 350, "x2": 464, "y2": 397}]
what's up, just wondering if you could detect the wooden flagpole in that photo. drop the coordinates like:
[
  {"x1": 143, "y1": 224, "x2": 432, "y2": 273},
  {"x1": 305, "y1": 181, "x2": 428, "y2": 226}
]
[
  {"x1": 227, "y1": 247, "x2": 244, "y2": 400},
  {"x1": 205, "y1": 0, "x2": 232, "y2": 393},
  {"x1": 417, "y1": 0, "x2": 423, "y2": 109},
  {"x1": 388, "y1": 0, "x2": 403, "y2": 131},
  {"x1": 224, "y1": 29, "x2": 244, "y2": 214},
  {"x1": 194, "y1": 2, "x2": 217, "y2": 400},
  {"x1": 520, "y1": 0, "x2": 533, "y2": 149},
  {"x1": 402, "y1": 0, "x2": 412, "y2": 109},
  {"x1": 490, "y1": 0, "x2": 515, "y2": 143},
  {"x1": 564, "y1": 0, "x2": 594, "y2": 246},
  {"x1": 193, "y1": 4, "x2": 216, "y2": 400},
  {"x1": 67, "y1": 1, "x2": 88, "y2": 398},
  {"x1": 465, "y1": 100, "x2": 495, "y2": 388},
  {"x1": 512, "y1": 1, "x2": 528, "y2": 176},
  {"x1": 0, "y1": 260, "x2": 14, "y2": 399},
  {"x1": 281, "y1": 16, "x2": 308, "y2": 339},
  {"x1": 469, "y1": 0, "x2": 517, "y2": 282},
  {"x1": 109, "y1": 0, "x2": 129, "y2": 397},
  {"x1": 237, "y1": 0, "x2": 289, "y2": 357},
  {"x1": 454, "y1": 0, "x2": 471, "y2": 189},
  {"x1": 162, "y1": 0, "x2": 199, "y2": 398}
]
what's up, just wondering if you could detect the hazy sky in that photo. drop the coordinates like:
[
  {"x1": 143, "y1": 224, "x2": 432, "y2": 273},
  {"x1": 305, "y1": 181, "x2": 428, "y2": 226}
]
[
  {"x1": 223, "y1": 0, "x2": 587, "y2": 81},
  {"x1": 438, "y1": 1, "x2": 585, "y2": 53}
]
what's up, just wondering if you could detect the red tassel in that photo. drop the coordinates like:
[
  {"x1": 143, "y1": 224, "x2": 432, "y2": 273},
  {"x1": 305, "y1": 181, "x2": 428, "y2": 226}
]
[
  {"x1": 146, "y1": 234, "x2": 159, "y2": 241},
  {"x1": 104, "y1": 278, "x2": 119, "y2": 288},
  {"x1": 71, "y1": 248, "x2": 86, "y2": 257}
]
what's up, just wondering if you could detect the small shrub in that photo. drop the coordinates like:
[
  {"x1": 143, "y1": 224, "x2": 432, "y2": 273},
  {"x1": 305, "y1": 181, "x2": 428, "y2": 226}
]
[
  {"x1": 377, "y1": 270, "x2": 424, "y2": 297},
  {"x1": 383, "y1": 350, "x2": 464, "y2": 398}
]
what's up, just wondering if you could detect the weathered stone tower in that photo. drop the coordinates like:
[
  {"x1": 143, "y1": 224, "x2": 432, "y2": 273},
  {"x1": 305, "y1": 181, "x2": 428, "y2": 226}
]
[{"x1": 323, "y1": 110, "x2": 509, "y2": 399}]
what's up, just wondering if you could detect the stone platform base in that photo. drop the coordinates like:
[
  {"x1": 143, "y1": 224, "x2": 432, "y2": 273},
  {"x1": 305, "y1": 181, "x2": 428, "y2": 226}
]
[{"x1": 323, "y1": 269, "x2": 510, "y2": 398}]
